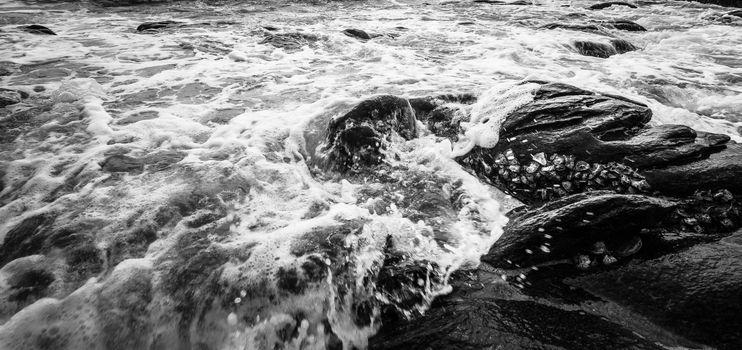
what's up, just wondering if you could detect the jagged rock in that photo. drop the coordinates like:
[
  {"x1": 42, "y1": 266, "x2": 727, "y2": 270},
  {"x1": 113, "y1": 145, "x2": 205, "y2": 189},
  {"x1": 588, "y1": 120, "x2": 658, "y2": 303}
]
[
  {"x1": 136, "y1": 20, "x2": 182, "y2": 32},
  {"x1": 542, "y1": 23, "x2": 601, "y2": 32},
  {"x1": 370, "y1": 297, "x2": 664, "y2": 350},
  {"x1": 589, "y1": 2, "x2": 638, "y2": 10},
  {"x1": 0, "y1": 90, "x2": 22, "y2": 108},
  {"x1": 482, "y1": 192, "x2": 676, "y2": 268},
  {"x1": 568, "y1": 231, "x2": 742, "y2": 350},
  {"x1": 603, "y1": 20, "x2": 646, "y2": 31},
  {"x1": 642, "y1": 143, "x2": 742, "y2": 195},
  {"x1": 259, "y1": 32, "x2": 319, "y2": 50},
  {"x1": 100, "y1": 154, "x2": 144, "y2": 173},
  {"x1": 343, "y1": 28, "x2": 372, "y2": 40},
  {"x1": 574, "y1": 39, "x2": 638, "y2": 58},
  {"x1": 19, "y1": 25, "x2": 56, "y2": 35},
  {"x1": 315, "y1": 95, "x2": 415, "y2": 172}
]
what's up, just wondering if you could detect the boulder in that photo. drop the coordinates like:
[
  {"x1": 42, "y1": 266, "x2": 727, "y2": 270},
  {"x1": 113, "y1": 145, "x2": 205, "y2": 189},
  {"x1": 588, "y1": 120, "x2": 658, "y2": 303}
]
[
  {"x1": 603, "y1": 20, "x2": 646, "y2": 31},
  {"x1": 19, "y1": 25, "x2": 56, "y2": 35},
  {"x1": 343, "y1": 28, "x2": 372, "y2": 40},
  {"x1": 568, "y1": 231, "x2": 742, "y2": 350},
  {"x1": 259, "y1": 32, "x2": 319, "y2": 50},
  {"x1": 0, "y1": 90, "x2": 22, "y2": 108},
  {"x1": 315, "y1": 95, "x2": 415, "y2": 172},
  {"x1": 642, "y1": 143, "x2": 742, "y2": 195},
  {"x1": 482, "y1": 192, "x2": 675, "y2": 268},
  {"x1": 573, "y1": 39, "x2": 638, "y2": 58},
  {"x1": 136, "y1": 20, "x2": 182, "y2": 32},
  {"x1": 589, "y1": 2, "x2": 638, "y2": 10},
  {"x1": 456, "y1": 81, "x2": 734, "y2": 201}
]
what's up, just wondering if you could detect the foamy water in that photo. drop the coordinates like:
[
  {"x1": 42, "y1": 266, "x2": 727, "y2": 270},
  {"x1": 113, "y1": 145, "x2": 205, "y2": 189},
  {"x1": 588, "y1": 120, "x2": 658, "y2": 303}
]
[{"x1": 0, "y1": 0, "x2": 741, "y2": 349}]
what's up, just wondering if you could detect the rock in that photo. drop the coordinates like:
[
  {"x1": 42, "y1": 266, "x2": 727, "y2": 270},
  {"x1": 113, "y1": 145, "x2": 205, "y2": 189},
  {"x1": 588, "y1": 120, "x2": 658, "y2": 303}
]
[
  {"x1": 19, "y1": 25, "x2": 56, "y2": 35},
  {"x1": 0, "y1": 90, "x2": 22, "y2": 108},
  {"x1": 574, "y1": 39, "x2": 638, "y2": 58},
  {"x1": 542, "y1": 23, "x2": 601, "y2": 32},
  {"x1": 482, "y1": 192, "x2": 676, "y2": 268},
  {"x1": 568, "y1": 232, "x2": 742, "y2": 350},
  {"x1": 343, "y1": 28, "x2": 372, "y2": 40},
  {"x1": 314, "y1": 95, "x2": 415, "y2": 172},
  {"x1": 642, "y1": 143, "x2": 742, "y2": 195},
  {"x1": 589, "y1": 2, "x2": 638, "y2": 10},
  {"x1": 370, "y1": 297, "x2": 664, "y2": 350},
  {"x1": 136, "y1": 20, "x2": 182, "y2": 32},
  {"x1": 729, "y1": 10, "x2": 742, "y2": 18},
  {"x1": 603, "y1": 20, "x2": 646, "y2": 31},
  {"x1": 100, "y1": 154, "x2": 144, "y2": 173},
  {"x1": 455, "y1": 82, "x2": 734, "y2": 202},
  {"x1": 259, "y1": 32, "x2": 319, "y2": 50}
]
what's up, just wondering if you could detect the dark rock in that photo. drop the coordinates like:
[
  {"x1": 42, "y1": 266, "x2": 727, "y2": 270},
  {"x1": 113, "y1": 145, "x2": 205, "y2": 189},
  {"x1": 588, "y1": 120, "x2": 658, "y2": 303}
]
[
  {"x1": 0, "y1": 90, "x2": 22, "y2": 108},
  {"x1": 19, "y1": 25, "x2": 56, "y2": 35},
  {"x1": 642, "y1": 143, "x2": 742, "y2": 195},
  {"x1": 263, "y1": 25, "x2": 279, "y2": 31},
  {"x1": 729, "y1": 10, "x2": 742, "y2": 17},
  {"x1": 7, "y1": 269, "x2": 55, "y2": 304},
  {"x1": 260, "y1": 32, "x2": 319, "y2": 50},
  {"x1": 542, "y1": 23, "x2": 601, "y2": 32},
  {"x1": 370, "y1": 297, "x2": 664, "y2": 350},
  {"x1": 589, "y1": 2, "x2": 638, "y2": 10},
  {"x1": 343, "y1": 28, "x2": 372, "y2": 40},
  {"x1": 136, "y1": 20, "x2": 182, "y2": 32},
  {"x1": 603, "y1": 20, "x2": 646, "y2": 31},
  {"x1": 482, "y1": 192, "x2": 675, "y2": 268},
  {"x1": 0, "y1": 214, "x2": 56, "y2": 267},
  {"x1": 315, "y1": 95, "x2": 415, "y2": 172},
  {"x1": 568, "y1": 232, "x2": 742, "y2": 350},
  {"x1": 574, "y1": 39, "x2": 638, "y2": 58},
  {"x1": 100, "y1": 154, "x2": 144, "y2": 173}
]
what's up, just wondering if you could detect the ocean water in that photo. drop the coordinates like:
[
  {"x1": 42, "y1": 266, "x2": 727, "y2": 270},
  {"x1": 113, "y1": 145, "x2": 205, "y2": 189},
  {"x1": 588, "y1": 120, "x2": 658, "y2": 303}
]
[{"x1": 0, "y1": 0, "x2": 740, "y2": 349}]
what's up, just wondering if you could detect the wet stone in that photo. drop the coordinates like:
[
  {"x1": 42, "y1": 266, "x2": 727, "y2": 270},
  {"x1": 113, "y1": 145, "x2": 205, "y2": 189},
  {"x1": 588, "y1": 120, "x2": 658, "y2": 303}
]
[
  {"x1": 589, "y1": 1, "x2": 637, "y2": 10},
  {"x1": 343, "y1": 28, "x2": 372, "y2": 40},
  {"x1": 19, "y1": 25, "x2": 56, "y2": 35}
]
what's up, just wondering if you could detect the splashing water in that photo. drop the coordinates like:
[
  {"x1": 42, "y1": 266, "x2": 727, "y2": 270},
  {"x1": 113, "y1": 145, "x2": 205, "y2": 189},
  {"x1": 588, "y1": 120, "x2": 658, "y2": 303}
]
[{"x1": 0, "y1": 0, "x2": 740, "y2": 349}]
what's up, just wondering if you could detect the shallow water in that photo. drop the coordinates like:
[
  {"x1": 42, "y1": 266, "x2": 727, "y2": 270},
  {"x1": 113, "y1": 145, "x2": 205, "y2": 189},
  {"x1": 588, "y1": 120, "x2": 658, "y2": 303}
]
[{"x1": 0, "y1": 0, "x2": 740, "y2": 349}]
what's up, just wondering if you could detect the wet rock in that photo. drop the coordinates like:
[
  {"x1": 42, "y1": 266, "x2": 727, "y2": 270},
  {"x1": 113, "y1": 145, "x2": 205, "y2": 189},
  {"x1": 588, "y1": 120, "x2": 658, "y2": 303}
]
[
  {"x1": 136, "y1": 20, "x2": 182, "y2": 32},
  {"x1": 0, "y1": 90, "x2": 22, "y2": 108},
  {"x1": 642, "y1": 143, "x2": 742, "y2": 195},
  {"x1": 0, "y1": 214, "x2": 57, "y2": 267},
  {"x1": 19, "y1": 25, "x2": 56, "y2": 35},
  {"x1": 100, "y1": 154, "x2": 144, "y2": 173},
  {"x1": 542, "y1": 23, "x2": 601, "y2": 32},
  {"x1": 315, "y1": 95, "x2": 415, "y2": 172},
  {"x1": 370, "y1": 297, "x2": 663, "y2": 350},
  {"x1": 343, "y1": 28, "x2": 372, "y2": 40},
  {"x1": 603, "y1": 19, "x2": 646, "y2": 31},
  {"x1": 589, "y1": 1, "x2": 638, "y2": 10},
  {"x1": 574, "y1": 39, "x2": 638, "y2": 58},
  {"x1": 260, "y1": 32, "x2": 319, "y2": 50},
  {"x1": 568, "y1": 232, "x2": 742, "y2": 350},
  {"x1": 482, "y1": 192, "x2": 675, "y2": 268}
]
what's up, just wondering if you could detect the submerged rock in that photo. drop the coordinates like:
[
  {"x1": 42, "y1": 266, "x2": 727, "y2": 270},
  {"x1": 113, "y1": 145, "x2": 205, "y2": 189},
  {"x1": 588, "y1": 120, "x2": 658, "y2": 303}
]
[
  {"x1": 136, "y1": 20, "x2": 182, "y2": 32},
  {"x1": 19, "y1": 25, "x2": 56, "y2": 35},
  {"x1": 259, "y1": 32, "x2": 319, "y2": 50},
  {"x1": 343, "y1": 28, "x2": 372, "y2": 40},
  {"x1": 588, "y1": 1, "x2": 638, "y2": 10},
  {"x1": 603, "y1": 19, "x2": 647, "y2": 31},
  {"x1": 314, "y1": 95, "x2": 415, "y2": 172},
  {"x1": 0, "y1": 90, "x2": 22, "y2": 108},
  {"x1": 574, "y1": 39, "x2": 638, "y2": 58}
]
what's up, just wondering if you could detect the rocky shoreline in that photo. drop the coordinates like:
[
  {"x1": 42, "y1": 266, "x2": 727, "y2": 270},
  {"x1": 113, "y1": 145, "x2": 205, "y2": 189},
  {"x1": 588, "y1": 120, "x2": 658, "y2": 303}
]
[{"x1": 312, "y1": 81, "x2": 742, "y2": 349}]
